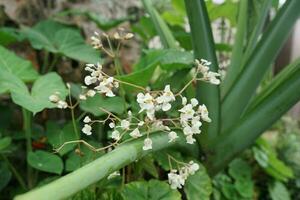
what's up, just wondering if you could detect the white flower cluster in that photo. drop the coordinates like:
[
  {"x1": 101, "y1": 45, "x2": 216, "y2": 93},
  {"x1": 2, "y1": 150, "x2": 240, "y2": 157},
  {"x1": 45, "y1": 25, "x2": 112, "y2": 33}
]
[
  {"x1": 82, "y1": 116, "x2": 92, "y2": 135},
  {"x1": 49, "y1": 92, "x2": 68, "y2": 109},
  {"x1": 179, "y1": 97, "x2": 211, "y2": 144},
  {"x1": 84, "y1": 63, "x2": 119, "y2": 97},
  {"x1": 168, "y1": 161, "x2": 200, "y2": 189},
  {"x1": 196, "y1": 59, "x2": 221, "y2": 85}
]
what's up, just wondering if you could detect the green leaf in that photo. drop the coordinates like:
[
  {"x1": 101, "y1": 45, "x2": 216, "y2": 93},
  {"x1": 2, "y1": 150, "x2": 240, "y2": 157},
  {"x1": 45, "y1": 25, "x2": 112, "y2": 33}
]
[
  {"x1": 121, "y1": 179, "x2": 181, "y2": 200},
  {"x1": 253, "y1": 138, "x2": 294, "y2": 182},
  {"x1": 0, "y1": 162, "x2": 11, "y2": 191},
  {"x1": 184, "y1": 0, "x2": 220, "y2": 149},
  {"x1": 10, "y1": 72, "x2": 68, "y2": 114},
  {"x1": 207, "y1": 60, "x2": 300, "y2": 174},
  {"x1": 184, "y1": 163, "x2": 212, "y2": 200},
  {"x1": 86, "y1": 12, "x2": 129, "y2": 31},
  {"x1": 0, "y1": 137, "x2": 11, "y2": 151},
  {"x1": 47, "y1": 122, "x2": 79, "y2": 156},
  {"x1": 27, "y1": 150, "x2": 63, "y2": 174},
  {"x1": 0, "y1": 45, "x2": 38, "y2": 92},
  {"x1": 228, "y1": 159, "x2": 252, "y2": 181},
  {"x1": 80, "y1": 94, "x2": 125, "y2": 117},
  {"x1": 268, "y1": 181, "x2": 290, "y2": 200},
  {"x1": 221, "y1": 0, "x2": 300, "y2": 132},
  {"x1": 22, "y1": 20, "x2": 100, "y2": 63},
  {"x1": 206, "y1": 1, "x2": 238, "y2": 26},
  {"x1": 221, "y1": 0, "x2": 248, "y2": 98},
  {"x1": 0, "y1": 27, "x2": 23, "y2": 46},
  {"x1": 142, "y1": 0, "x2": 178, "y2": 49}
]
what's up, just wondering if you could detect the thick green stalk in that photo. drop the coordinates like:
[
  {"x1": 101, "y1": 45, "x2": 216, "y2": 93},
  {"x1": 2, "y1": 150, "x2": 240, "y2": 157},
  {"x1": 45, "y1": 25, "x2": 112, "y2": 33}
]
[
  {"x1": 221, "y1": 0, "x2": 300, "y2": 132},
  {"x1": 22, "y1": 109, "x2": 33, "y2": 189},
  {"x1": 221, "y1": 0, "x2": 248, "y2": 98},
  {"x1": 207, "y1": 65, "x2": 300, "y2": 174},
  {"x1": 142, "y1": 0, "x2": 178, "y2": 49},
  {"x1": 14, "y1": 131, "x2": 198, "y2": 200},
  {"x1": 184, "y1": 0, "x2": 220, "y2": 149}
]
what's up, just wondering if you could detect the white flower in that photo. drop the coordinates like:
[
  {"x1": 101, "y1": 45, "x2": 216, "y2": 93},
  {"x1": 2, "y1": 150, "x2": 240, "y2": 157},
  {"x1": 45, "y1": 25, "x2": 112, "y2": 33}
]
[
  {"x1": 179, "y1": 104, "x2": 195, "y2": 121},
  {"x1": 137, "y1": 93, "x2": 156, "y2": 120},
  {"x1": 95, "y1": 77, "x2": 115, "y2": 97},
  {"x1": 83, "y1": 116, "x2": 91, "y2": 123},
  {"x1": 156, "y1": 85, "x2": 175, "y2": 111},
  {"x1": 212, "y1": 0, "x2": 225, "y2": 5},
  {"x1": 190, "y1": 98, "x2": 199, "y2": 107},
  {"x1": 124, "y1": 33, "x2": 134, "y2": 40},
  {"x1": 205, "y1": 72, "x2": 221, "y2": 85},
  {"x1": 57, "y1": 100, "x2": 68, "y2": 109},
  {"x1": 138, "y1": 121, "x2": 145, "y2": 126},
  {"x1": 120, "y1": 120, "x2": 130, "y2": 130},
  {"x1": 183, "y1": 125, "x2": 193, "y2": 136},
  {"x1": 107, "y1": 171, "x2": 120, "y2": 179},
  {"x1": 49, "y1": 94, "x2": 59, "y2": 103},
  {"x1": 148, "y1": 36, "x2": 162, "y2": 49},
  {"x1": 111, "y1": 130, "x2": 120, "y2": 140},
  {"x1": 198, "y1": 104, "x2": 211, "y2": 122},
  {"x1": 79, "y1": 94, "x2": 87, "y2": 100},
  {"x1": 129, "y1": 128, "x2": 142, "y2": 138},
  {"x1": 109, "y1": 122, "x2": 115, "y2": 128},
  {"x1": 186, "y1": 135, "x2": 196, "y2": 144},
  {"x1": 187, "y1": 161, "x2": 199, "y2": 175},
  {"x1": 168, "y1": 131, "x2": 179, "y2": 142},
  {"x1": 86, "y1": 90, "x2": 96, "y2": 97},
  {"x1": 142, "y1": 138, "x2": 152, "y2": 150},
  {"x1": 82, "y1": 124, "x2": 92, "y2": 135},
  {"x1": 181, "y1": 96, "x2": 187, "y2": 105},
  {"x1": 84, "y1": 75, "x2": 97, "y2": 85},
  {"x1": 168, "y1": 170, "x2": 185, "y2": 189}
]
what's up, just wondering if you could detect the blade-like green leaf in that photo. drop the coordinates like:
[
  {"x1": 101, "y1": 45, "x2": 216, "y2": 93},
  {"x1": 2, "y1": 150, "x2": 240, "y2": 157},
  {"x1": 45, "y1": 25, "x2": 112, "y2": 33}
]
[
  {"x1": 14, "y1": 131, "x2": 198, "y2": 200},
  {"x1": 221, "y1": 0, "x2": 300, "y2": 132},
  {"x1": 221, "y1": 0, "x2": 248, "y2": 97},
  {"x1": 22, "y1": 20, "x2": 100, "y2": 63},
  {"x1": 184, "y1": 0, "x2": 220, "y2": 148},
  {"x1": 207, "y1": 64, "x2": 300, "y2": 174},
  {"x1": 142, "y1": 0, "x2": 178, "y2": 49}
]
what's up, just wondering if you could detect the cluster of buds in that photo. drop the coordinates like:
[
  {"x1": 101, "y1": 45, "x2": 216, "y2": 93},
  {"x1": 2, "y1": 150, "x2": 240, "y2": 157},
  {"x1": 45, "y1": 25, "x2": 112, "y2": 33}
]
[
  {"x1": 196, "y1": 59, "x2": 221, "y2": 85},
  {"x1": 168, "y1": 160, "x2": 200, "y2": 189},
  {"x1": 84, "y1": 63, "x2": 119, "y2": 97},
  {"x1": 49, "y1": 92, "x2": 68, "y2": 109}
]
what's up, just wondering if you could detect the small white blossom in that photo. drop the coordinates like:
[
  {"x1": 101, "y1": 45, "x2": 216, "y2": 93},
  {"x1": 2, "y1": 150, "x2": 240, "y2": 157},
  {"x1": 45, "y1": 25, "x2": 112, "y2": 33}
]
[
  {"x1": 142, "y1": 138, "x2": 152, "y2": 150},
  {"x1": 86, "y1": 89, "x2": 96, "y2": 97},
  {"x1": 168, "y1": 131, "x2": 179, "y2": 142},
  {"x1": 198, "y1": 104, "x2": 211, "y2": 122},
  {"x1": 83, "y1": 116, "x2": 91, "y2": 123},
  {"x1": 57, "y1": 100, "x2": 68, "y2": 109},
  {"x1": 109, "y1": 122, "x2": 115, "y2": 128},
  {"x1": 187, "y1": 161, "x2": 199, "y2": 175},
  {"x1": 186, "y1": 135, "x2": 196, "y2": 144},
  {"x1": 111, "y1": 130, "x2": 120, "y2": 140},
  {"x1": 168, "y1": 170, "x2": 185, "y2": 189},
  {"x1": 205, "y1": 72, "x2": 221, "y2": 85},
  {"x1": 82, "y1": 124, "x2": 92, "y2": 135},
  {"x1": 120, "y1": 120, "x2": 130, "y2": 130},
  {"x1": 49, "y1": 94, "x2": 60, "y2": 103},
  {"x1": 84, "y1": 75, "x2": 97, "y2": 85},
  {"x1": 107, "y1": 171, "x2": 120, "y2": 179},
  {"x1": 129, "y1": 128, "x2": 142, "y2": 138},
  {"x1": 156, "y1": 85, "x2": 175, "y2": 111},
  {"x1": 124, "y1": 33, "x2": 134, "y2": 40},
  {"x1": 79, "y1": 94, "x2": 87, "y2": 100},
  {"x1": 137, "y1": 93, "x2": 156, "y2": 120},
  {"x1": 181, "y1": 96, "x2": 187, "y2": 105},
  {"x1": 190, "y1": 98, "x2": 199, "y2": 107},
  {"x1": 138, "y1": 121, "x2": 145, "y2": 126}
]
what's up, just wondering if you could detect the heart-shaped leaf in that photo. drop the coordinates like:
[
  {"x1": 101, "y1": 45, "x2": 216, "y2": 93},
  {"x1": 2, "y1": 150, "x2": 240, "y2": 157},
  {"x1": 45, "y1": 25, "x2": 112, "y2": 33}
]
[
  {"x1": 0, "y1": 45, "x2": 39, "y2": 94},
  {"x1": 22, "y1": 20, "x2": 100, "y2": 63},
  {"x1": 27, "y1": 150, "x2": 63, "y2": 174}
]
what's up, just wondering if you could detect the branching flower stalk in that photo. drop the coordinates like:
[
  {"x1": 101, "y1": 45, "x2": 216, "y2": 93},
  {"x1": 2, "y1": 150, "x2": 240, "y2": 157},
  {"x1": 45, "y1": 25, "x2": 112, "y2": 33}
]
[{"x1": 48, "y1": 31, "x2": 221, "y2": 189}]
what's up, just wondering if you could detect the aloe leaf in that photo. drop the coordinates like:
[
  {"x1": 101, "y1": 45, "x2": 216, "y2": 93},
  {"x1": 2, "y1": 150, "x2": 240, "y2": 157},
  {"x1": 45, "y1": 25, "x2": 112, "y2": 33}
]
[
  {"x1": 221, "y1": 0, "x2": 300, "y2": 132},
  {"x1": 142, "y1": 0, "x2": 178, "y2": 49},
  {"x1": 184, "y1": 0, "x2": 220, "y2": 148},
  {"x1": 207, "y1": 63, "x2": 300, "y2": 174},
  {"x1": 221, "y1": 0, "x2": 248, "y2": 97},
  {"x1": 14, "y1": 132, "x2": 199, "y2": 200}
]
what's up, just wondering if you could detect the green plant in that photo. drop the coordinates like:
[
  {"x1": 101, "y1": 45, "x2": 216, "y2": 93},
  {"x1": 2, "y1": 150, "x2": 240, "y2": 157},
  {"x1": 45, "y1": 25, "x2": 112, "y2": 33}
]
[{"x1": 0, "y1": 0, "x2": 299, "y2": 199}]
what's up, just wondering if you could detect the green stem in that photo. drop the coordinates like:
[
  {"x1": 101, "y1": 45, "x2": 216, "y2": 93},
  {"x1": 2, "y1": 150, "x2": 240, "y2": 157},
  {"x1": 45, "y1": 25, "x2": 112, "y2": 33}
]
[
  {"x1": 14, "y1": 132, "x2": 199, "y2": 200},
  {"x1": 22, "y1": 109, "x2": 33, "y2": 189},
  {"x1": 1, "y1": 155, "x2": 27, "y2": 190},
  {"x1": 41, "y1": 51, "x2": 49, "y2": 74},
  {"x1": 47, "y1": 54, "x2": 60, "y2": 73}
]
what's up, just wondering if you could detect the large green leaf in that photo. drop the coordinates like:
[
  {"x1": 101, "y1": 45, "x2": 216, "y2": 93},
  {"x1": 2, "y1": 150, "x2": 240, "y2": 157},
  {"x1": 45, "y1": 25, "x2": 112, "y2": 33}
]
[
  {"x1": 142, "y1": 0, "x2": 178, "y2": 49},
  {"x1": 80, "y1": 94, "x2": 125, "y2": 116},
  {"x1": 22, "y1": 20, "x2": 100, "y2": 63},
  {"x1": 5, "y1": 72, "x2": 68, "y2": 114},
  {"x1": 27, "y1": 150, "x2": 63, "y2": 175},
  {"x1": 0, "y1": 45, "x2": 39, "y2": 93},
  {"x1": 121, "y1": 179, "x2": 181, "y2": 200},
  {"x1": 221, "y1": 0, "x2": 300, "y2": 132},
  {"x1": 268, "y1": 181, "x2": 290, "y2": 200},
  {"x1": 184, "y1": 0, "x2": 220, "y2": 149},
  {"x1": 0, "y1": 27, "x2": 24, "y2": 46},
  {"x1": 207, "y1": 61, "x2": 300, "y2": 174},
  {"x1": 184, "y1": 162, "x2": 212, "y2": 200}
]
